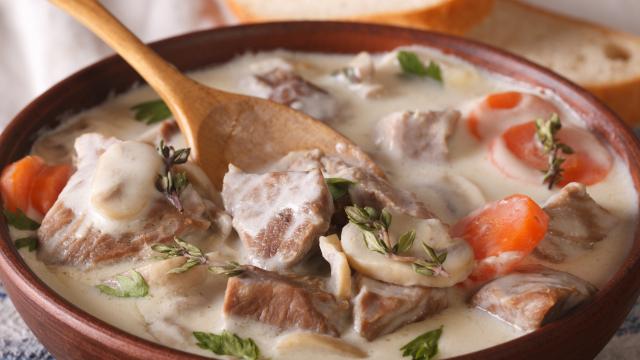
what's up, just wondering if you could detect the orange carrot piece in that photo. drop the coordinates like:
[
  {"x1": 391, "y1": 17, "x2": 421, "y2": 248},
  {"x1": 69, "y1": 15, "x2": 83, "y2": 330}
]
[
  {"x1": 30, "y1": 164, "x2": 73, "y2": 215},
  {"x1": 502, "y1": 121, "x2": 611, "y2": 186},
  {"x1": 1, "y1": 156, "x2": 45, "y2": 212},
  {"x1": 452, "y1": 194, "x2": 549, "y2": 260},
  {"x1": 486, "y1": 91, "x2": 522, "y2": 110}
]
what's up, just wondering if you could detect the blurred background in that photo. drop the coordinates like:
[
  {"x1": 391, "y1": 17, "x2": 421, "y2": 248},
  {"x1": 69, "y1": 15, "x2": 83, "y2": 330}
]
[{"x1": 1, "y1": 0, "x2": 639, "y2": 127}]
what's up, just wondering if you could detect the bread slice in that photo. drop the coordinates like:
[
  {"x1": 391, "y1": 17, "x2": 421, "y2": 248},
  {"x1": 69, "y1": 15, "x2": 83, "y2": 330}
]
[
  {"x1": 466, "y1": 0, "x2": 640, "y2": 124},
  {"x1": 226, "y1": 0, "x2": 494, "y2": 35}
]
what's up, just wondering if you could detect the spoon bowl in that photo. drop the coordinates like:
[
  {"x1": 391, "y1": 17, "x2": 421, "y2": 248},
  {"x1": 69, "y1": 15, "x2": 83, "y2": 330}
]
[{"x1": 51, "y1": 0, "x2": 379, "y2": 187}]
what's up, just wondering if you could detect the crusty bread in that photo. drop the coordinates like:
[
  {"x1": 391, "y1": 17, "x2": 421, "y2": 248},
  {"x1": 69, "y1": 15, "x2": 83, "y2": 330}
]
[
  {"x1": 466, "y1": 0, "x2": 640, "y2": 124},
  {"x1": 226, "y1": 0, "x2": 494, "y2": 35}
]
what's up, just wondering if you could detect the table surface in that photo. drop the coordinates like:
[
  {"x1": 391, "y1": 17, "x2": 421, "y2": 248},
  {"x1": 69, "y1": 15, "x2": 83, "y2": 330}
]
[{"x1": 1, "y1": 0, "x2": 640, "y2": 359}]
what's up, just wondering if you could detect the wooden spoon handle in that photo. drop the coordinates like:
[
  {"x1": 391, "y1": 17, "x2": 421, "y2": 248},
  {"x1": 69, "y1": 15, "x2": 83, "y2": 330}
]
[{"x1": 49, "y1": 0, "x2": 206, "y2": 116}]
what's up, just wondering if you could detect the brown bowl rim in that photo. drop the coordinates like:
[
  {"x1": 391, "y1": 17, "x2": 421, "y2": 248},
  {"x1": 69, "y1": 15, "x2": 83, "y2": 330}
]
[{"x1": 0, "y1": 21, "x2": 639, "y2": 359}]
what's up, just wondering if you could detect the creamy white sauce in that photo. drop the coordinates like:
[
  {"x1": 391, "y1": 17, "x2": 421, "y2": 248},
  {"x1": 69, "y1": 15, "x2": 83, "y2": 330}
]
[{"x1": 19, "y1": 47, "x2": 638, "y2": 359}]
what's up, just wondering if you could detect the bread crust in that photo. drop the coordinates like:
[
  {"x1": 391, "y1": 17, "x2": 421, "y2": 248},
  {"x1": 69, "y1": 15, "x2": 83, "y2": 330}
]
[
  {"x1": 226, "y1": 0, "x2": 494, "y2": 35},
  {"x1": 468, "y1": 0, "x2": 640, "y2": 124}
]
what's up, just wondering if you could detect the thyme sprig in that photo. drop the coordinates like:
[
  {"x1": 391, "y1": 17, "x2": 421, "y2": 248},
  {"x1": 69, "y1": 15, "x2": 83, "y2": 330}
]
[
  {"x1": 152, "y1": 237, "x2": 207, "y2": 274},
  {"x1": 535, "y1": 113, "x2": 574, "y2": 189},
  {"x1": 345, "y1": 205, "x2": 447, "y2": 277},
  {"x1": 209, "y1": 261, "x2": 246, "y2": 277},
  {"x1": 156, "y1": 140, "x2": 191, "y2": 212},
  {"x1": 412, "y1": 242, "x2": 448, "y2": 277}
]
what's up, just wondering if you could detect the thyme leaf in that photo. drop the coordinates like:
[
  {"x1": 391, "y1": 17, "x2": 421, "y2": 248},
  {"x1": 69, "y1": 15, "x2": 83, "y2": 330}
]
[
  {"x1": 535, "y1": 113, "x2": 574, "y2": 189},
  {"x1": 156, "y1": 140, "x2": 191, "y2": 212},
  {"x1": 151, "y1": 237, "x2": 207, "y2": 274},
  {"x1": 131, "y1": 99, "x2": 172, "y2": 125},
  {"x1": 3, "y1": 209, "x2": 40, "y2": 230},
  {"x1": 412, "y1": 242, "x2": 449, "y2": 277},
  {"x1": 193, "y1": 330, "x2": 260, "y2": 360},
  {"x1": 325, "y1": 177, "x2": 356, "y2": 201},
  {"x1": 397, "y1": 51, "x2": 443, "y2": 83},
  {"x1": 400, "y1": 326, "x2": 443, "y2": 360},
  {"x1": 15, "y1": 236, "x2": 38, "y2": 251},
  {"x1": 96, "y1": 270, "x2": 148, "y2": 298},
  {"x1": 209, "y1": 261, "x2": 246, "y2": 277}
]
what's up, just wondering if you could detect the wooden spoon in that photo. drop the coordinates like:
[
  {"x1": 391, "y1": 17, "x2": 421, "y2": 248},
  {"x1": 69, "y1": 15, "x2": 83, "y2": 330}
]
[{"x1": 50, "y1": 0, "x2": 380, "y2": 188}]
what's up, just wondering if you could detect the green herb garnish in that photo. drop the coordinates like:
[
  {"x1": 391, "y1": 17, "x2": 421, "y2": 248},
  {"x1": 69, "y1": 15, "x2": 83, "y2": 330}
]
[
  {"x1": 152, "y1": 237, "x2": 207, "y2": 274},
  {"x1": 14, "y1": 236, "x2": 38, "y2": 252},
  {"x1": 156, "y1": 140, "x2": 190, "y2": 212},
  {"x1": 209, "y1": 261, "x2": 245, "y2": 277},
  {"x1": 193, "y1": 330, "x2": 260, "y2": 360},
  {"x1": 96, "y1": 270, "x2": 148, "y2": 298},
  {"x1": 397, "y1": 51, "x2": 443, "y2": 82},
  {"x1": 412, "y1": 242, "x2": 448, "y2": 277},
  {"x1": 3, "y1": 209, "x2": 40, "y2": 230},
  {"x1": 535, "y1": 113, "x2": 574, "y2": 189},
  {"x1": 325, "y1": 177, "x2": 356, "y2": 201},
  {"x1": 400, "y1": 326, "x2": 443, "y2": 360},
  {"x1": 131, "y1": 99, "x2": 172, "y2": 125}
]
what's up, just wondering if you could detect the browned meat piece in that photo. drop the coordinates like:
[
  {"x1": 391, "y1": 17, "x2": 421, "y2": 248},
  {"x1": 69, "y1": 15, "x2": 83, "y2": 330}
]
[
  {"x1": 321, "y1": 155, "x2": 434, "y2": 219},
  {"x1": 353, "y1": 275, "x2": 448, "y2": 341},
  {"x1": 375, "y1": 110, "x2": 460, "y2": 162},
  {"x1": 269, "y1": 149, "x2": 434, "y2": 219},
  {"x1": 221, "y1": 165, "x2": 334, "y2": 270},
  {"x1": 37, "y1": 134, "x2": 217, "y2": 267},
  {"x1": 253, "y1": 64, "x2": 339, "y2": 121},
  {"x1": 471, "y1": 265, "x2": 597, "y2": 331},
  {"x1": 223, "y1": 266, "x2": 350, "y2": 336},
  {"x1": 535, "y1": 182, "x2": 618, "y2": 262}
]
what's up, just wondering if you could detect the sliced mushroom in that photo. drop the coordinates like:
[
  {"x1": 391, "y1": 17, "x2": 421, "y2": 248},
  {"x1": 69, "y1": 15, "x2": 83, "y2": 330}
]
[
  {"x1": 340, "y1": 217, "x2": 474, "y2": 287},
  {"x1": 319, "y1": 234, "x2": 352, "y2": 300},
  {"x1": 276, "y1": 332, "x2": 367, "y2": 358}
]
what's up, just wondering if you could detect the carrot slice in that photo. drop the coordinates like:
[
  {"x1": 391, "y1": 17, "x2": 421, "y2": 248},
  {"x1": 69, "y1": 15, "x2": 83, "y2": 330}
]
[
  {"x1": 465, "y1": 92, "x2": 558, "y2": 140},
  {"x1": 486, "y1": 91, "x2": 522, "y2": 109},
  {"x1": 501, "y1": 121, "x2": 611, "y2": 186},
  {"x1": 30, "y1": 164, "x2": 73, "y2": 215},
  {"x1": 1, "y1": 156, "x2": 45, "y2": 212},
  {"x1": 452, "y1": 194, "x2": 549, "y2": 279}
]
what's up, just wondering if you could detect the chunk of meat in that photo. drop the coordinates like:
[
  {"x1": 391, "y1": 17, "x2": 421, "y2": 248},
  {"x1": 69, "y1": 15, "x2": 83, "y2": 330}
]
[
  {"x1": 535, "y1": 183, "x2": 618, "y2": 262},
  {"x1": 471, "y1": 265, "x2": 597, "y2": 331},
  {"x1": 269, "y1": 149, "x2": 433, "y2": 219},
  {"x1": 222, "y1": 165, "x2": 334, "y2": 270},
  {"x1": 375, "y1": 110, "x2": 460, "y2": 162},
  {"x1": 223, "y1": 265, "x2": 349, "y2": 336},
  {"x1": 251, "y1": 59, "x2": 339, "y2": 121},
  {"x1": 322, "y1": 155, "x2": 434, "y2": 219},
  {"x1": 37, "y1": 134, "x2": 217, "y2": 266},
  {"x1": 353, "y1": 275, "x2": 448, "y2": 341}
]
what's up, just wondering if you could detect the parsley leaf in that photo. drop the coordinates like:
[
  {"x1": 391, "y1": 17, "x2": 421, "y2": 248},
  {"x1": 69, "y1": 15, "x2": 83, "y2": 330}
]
[
  {"x1": 15, "y1": 236, "x2": 38, "y2": 251},
  {"x1": 96, "y1": 270, "x2": 149, "y2": 298},
  {"x1": 325, "y1": 177, "x2": 356, "y2": 200},
  {"x1": 131, "y1": 99, "x2": 172, "y2": 125},
  {"x1": 400, "y1": 326, "x2": 443, "y2": 360},
  {"x1": 397, "y1": 51, "x2": 443, "y2": 83},
  {"x1": 3, "y1": 209, "x2": 40, "y2": 230},
  {"x1": 193, "y1": 330, "x2": 260, "y2": 360}
]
